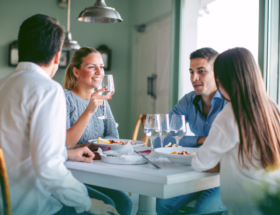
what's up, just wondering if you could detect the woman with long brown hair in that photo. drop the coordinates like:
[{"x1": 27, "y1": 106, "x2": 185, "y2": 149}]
[{"x1": 192, "y1": 47, "x2": 280, "y2": 215}]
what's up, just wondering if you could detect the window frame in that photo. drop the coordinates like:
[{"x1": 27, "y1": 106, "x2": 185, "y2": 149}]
[{"x1": 258, "y1": 0, "x2": 279, "y2": 103}]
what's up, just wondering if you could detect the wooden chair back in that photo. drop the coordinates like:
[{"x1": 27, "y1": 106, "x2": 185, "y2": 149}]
[
  {"x1": 0, "y1": 148, "x2": 12, "y2": 215},
  {"x1": 132, "y1": 114, "x2": 149, "y2": 146}
]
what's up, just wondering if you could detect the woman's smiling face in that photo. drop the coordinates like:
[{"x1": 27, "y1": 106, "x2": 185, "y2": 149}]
[{"x1": 73, "y1": 53, "x2": 104, "y2": 89}]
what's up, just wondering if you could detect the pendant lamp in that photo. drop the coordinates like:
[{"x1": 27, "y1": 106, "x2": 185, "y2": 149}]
[
  {"x1": 63, "y1": 0, "x2": 81, "y2": 51},
  {"x1": 77, "y1": 0, "x2": 123, "y2": 23}
]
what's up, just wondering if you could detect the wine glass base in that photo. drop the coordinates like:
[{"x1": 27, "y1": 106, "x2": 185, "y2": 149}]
[{"x1": 98, "y1": 116, "x2": 113, "y2": 119}]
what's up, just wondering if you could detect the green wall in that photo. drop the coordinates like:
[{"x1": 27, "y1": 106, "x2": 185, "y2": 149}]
[
  {"x1": 0, "y1": 0, "x2": 172, "y2": 139},
  {"x1": 130, "y1": 0, "x2": 172, "y2": 25},
  {"x1": 0, "y1": 0, "x2": 131, "y2": 138}
]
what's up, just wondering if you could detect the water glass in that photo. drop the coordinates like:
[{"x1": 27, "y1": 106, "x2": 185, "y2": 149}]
[
  {"x1": 158, "y1": 114, "x2": 170, "y2": 148},
  {"x1": 98, "y1": 74, "x2": 115, "y2": 119},
  {"x1": 170, "y1": 115, "x2": 186, "y2": 147},
  {"x1": 143, "y1": 114, "x2": 161, "y2": 151}
]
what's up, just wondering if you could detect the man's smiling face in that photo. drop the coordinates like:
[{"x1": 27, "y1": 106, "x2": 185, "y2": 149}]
[{"x1": 189, "y1": 57, "x2": 217, "y2": 96}]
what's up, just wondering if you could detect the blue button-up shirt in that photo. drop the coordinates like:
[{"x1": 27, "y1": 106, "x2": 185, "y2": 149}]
[{"x1": 154, "y1": 90, "x2": 228, "y2": 147}]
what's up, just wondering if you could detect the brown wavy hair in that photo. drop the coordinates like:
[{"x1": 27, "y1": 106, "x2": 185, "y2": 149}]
[
  {"x1": 63, "y1": 47, "x2": 99, "y2": 89},
  {"x1": 214, "y1": 47, "x2": 280, "y2": 171}
]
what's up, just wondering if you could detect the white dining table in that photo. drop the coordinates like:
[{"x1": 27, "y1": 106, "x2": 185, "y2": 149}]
[{"x1": 65, "y1": 148, "x2": 220, "y2": 215}]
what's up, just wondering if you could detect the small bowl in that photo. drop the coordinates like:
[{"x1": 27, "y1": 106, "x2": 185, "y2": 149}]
[
  {"x1": 155, "y1": 147, "x2": 197, "y2": 165},
  {"x1": 100, "y1": 151, "x2": 147, "y2": 165},
  {"x1": 88, "y1": 139, "x2": 145, "y2": 151}
]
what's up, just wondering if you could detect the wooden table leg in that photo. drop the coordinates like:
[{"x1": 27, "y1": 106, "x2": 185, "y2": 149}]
[{"x1": 136, "y1": 195, "x2": 157, "y2": 215}]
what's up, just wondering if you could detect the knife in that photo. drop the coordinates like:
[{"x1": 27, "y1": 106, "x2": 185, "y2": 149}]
[{"x1": 134, "y1": 150, "x2": 161, "y2": 169}]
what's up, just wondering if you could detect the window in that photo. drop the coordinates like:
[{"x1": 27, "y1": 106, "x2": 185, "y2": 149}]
[
  {"x1": 197, "y1": 0, "x2": 259, "y2": 62},
  {"x1": 259, "y1": 0, "x2": 280, "y2": 103},
  {"x1": 179, "y1": 0, "x2": 259, "y2": 99}
]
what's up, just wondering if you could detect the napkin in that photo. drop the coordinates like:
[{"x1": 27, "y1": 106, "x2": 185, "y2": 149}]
[
  {"x1": 113, "y1": 142, "x2": 134, "y2": 154},
  {"x1": 138, "y1": 150, "x2": 151, "y2": 155}
]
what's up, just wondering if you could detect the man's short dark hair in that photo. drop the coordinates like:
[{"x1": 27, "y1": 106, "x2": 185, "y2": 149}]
[
  {"x1": 190, "y1": 47, "x2": 219, "y2": 63},
  {"x1": 18, "y1": 14, "x2": 64, "y2": 66}
]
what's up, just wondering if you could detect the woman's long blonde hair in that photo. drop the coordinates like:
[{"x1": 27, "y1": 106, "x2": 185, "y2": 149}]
[
  {"x1": 214, "y1": 48, "x2": 280, "y2": 171},
  {"x1": 63, "y1": 47, "x2": 99, "y2": 89}
]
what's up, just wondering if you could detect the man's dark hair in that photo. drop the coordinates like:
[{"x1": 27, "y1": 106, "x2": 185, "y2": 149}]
[
  {"x1": 18, "y1": 14, "x2": 64, "y2": 66},
  {"x1": 190, "y1": 47, "x2": 219, "y2": 63}
]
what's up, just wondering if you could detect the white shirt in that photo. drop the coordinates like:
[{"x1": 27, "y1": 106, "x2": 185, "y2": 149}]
[
  {"x1": 0, "y1": 62, "x2": 91, "y2": 215},
  {"x1": 192, "y1": 103, "x2": 280, "y2": 215}
]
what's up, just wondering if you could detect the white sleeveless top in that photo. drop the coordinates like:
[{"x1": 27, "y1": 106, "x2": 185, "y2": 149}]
[{"x1": 192, "y1": 103, "x2": 280, "y2": 215}]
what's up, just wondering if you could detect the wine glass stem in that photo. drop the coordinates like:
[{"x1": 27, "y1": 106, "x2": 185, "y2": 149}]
[
  {"x1": 176, "y1": 139, "x2": 179, "y2": 147},
  {"x1": 103, "y1": 99, "x2": 107, "y2": 117},
  {"x1": 150, "y1": 139, "x2": 154, "y2": 152}
]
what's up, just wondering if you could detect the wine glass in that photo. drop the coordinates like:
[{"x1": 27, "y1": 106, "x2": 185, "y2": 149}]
[
  {"x1": 143, "y1": 114, "x2": 161, "y2": 152},
  {"x1": 158, "y1": 114, "x2": 170, "y2": 148},
  {"x1": 98, "y1": 75, "x2": 115, "y2": 119},
  {"x1": 170, "y1": 115, "x2": 186, "y2": 147}
]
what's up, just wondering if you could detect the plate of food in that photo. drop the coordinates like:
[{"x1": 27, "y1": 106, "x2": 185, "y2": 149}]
[
  {"x1": 163, "y1": 142, "x2": 178, "y2": 147},
  {"x1": 88, "y1": 137, "x2": 145, "y2": 150},
  {"x1": 155, "y1": 147, "x2": 196, "y2": 165},
  {"x1": 99, "y1": 150, "x2": 148, "y2": 165}
]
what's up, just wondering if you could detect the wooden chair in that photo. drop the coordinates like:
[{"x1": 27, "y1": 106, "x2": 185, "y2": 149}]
[
  {"x1": 132, "y1": 114, "x2": 149, "y2": 146},
  {"x1": 0, "y1": 148, "x2": 12, "y2": 215}
]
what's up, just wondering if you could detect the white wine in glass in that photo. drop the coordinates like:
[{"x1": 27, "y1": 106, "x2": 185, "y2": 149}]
[
  {"x1": 143, "y1": 114, "x2": 161, "y2": 152},
  {"x1": 170, "y1": 115, "x2": 186, "y2": 147},
  {"x1": 98, "y1": 74, "x2": 115, "y2": 120}
]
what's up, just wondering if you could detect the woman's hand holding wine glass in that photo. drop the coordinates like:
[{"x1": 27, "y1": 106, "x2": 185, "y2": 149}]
[{"x1": 86, "y1": 88, "x2": 111, "y2": 115}]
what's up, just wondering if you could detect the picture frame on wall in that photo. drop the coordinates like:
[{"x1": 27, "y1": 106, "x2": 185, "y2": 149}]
[
  {"x1": 8, "y1": 41, "x2": 70, "y2": 68},
  {"x1": 97, "y1": 45, "x2": 111, "y2": 71},
  {"x1": 59, "y1": 51, "x2": 69, "y2": 68},
  {"x1": 9, "y1": 40, "x2": 18, "y2": 67}
]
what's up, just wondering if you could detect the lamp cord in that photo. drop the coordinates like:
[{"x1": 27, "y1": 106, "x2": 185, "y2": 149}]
[{"x1": 67, "y1": 0, "x2": 71, "y2": 32}]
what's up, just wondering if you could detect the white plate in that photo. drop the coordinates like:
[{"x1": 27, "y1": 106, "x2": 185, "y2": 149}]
[
  {"x1": 88, "y1": 139, "x2": 145, "y2": 151},
  {"x1": 100, "y1": 151, "x2": 147, "y2": 165},
  {"x1": 155, "y1": 147, "x2": 197, "y2": 165}
]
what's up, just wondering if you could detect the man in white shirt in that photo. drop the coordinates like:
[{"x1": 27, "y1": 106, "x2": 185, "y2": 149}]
[{"x1": 0, "y1": 14, "x2": 118, "y2": 215}]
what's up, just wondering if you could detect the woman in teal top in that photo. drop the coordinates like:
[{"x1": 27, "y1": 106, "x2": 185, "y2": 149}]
[{"x1": 63, "y1": 47, "x2": 132, "y2": 215}]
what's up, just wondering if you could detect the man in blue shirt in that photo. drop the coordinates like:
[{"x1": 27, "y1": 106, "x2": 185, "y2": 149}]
[{"x1": 156, "y1": 48, "x2": 227, "y2": 215}]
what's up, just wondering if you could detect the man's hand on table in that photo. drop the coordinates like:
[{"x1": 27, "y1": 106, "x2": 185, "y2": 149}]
[
  {"x1": 72, "y1": 143, "x2": 101, "y2": 160},
  {"x1": 87, "y1": 199, "x2": 119, "y2": 215},
  {"x1": 67, "y1": 147, "x2": 95, "y2": 163},
  {"x1": 196, "y1": 136, "x2": 206, "y2": 146}
]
